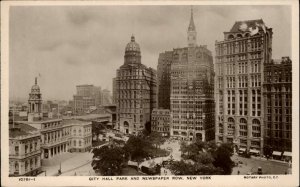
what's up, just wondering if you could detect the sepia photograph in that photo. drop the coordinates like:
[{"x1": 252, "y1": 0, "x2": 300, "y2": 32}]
[{"x1": 1, "y1": 1, "x2": 299, "y2": 187}]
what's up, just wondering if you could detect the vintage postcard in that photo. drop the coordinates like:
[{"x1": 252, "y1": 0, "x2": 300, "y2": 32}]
[{"x1": 1, "y1": 0, "x2": 299, "y2": 187}]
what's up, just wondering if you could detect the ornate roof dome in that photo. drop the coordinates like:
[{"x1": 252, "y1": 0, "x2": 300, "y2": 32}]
[
  {"x1": 31, "y1": 77, "x2": 40, "y2": 93},
  {"x1": 125, "y1": 35, "x2": 140, "y2": 53}
]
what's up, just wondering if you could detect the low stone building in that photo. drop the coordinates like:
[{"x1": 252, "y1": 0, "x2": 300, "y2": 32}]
[
  {"x1": 64, "y1": 120, "x2": 92, "y2": 152},
  {"x1": 151, "y1": 109, "x2": 170, "y2": 137}
]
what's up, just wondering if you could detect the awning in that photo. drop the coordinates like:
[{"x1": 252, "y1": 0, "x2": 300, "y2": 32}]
[
  {"x1": 239, "y1": 148, "x2": 246, "y2": 152},
  {"x1": 249, "y1": 149, "x2": 260, "y2": 154},
  {"x1": 283, "y1": 151, "x2": 292, "y2": 157},
  {"x1": 272, "y1": 151, "x2": 282, "y2": 156}
]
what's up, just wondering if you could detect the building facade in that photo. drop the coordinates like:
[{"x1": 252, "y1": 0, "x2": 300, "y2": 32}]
[
  {"x1": 165, "y1": 9, "x2": 215, "y2": 142},
  {"x1": 263, "y1": 57, "x2": 292, "y2": 153},
  {"x1": 215, "y1": 19, "x2": 273, "y2": 154},
  {"x1": 73, "y1": 85, "x2": 102, "y2": 115},
  {"x1": 157, "y1": 51, "x2": 173, "y2": 109},
  {"x1": 65, "y1": 120, "x2": 92, "y2": 152},
  {"x1": 115, "y1": 35, "x2": 157, "y2": 135},
  {"x1": 151, "y1": 109, "x2": 170, "y2": 137},
  {"x1": 101, "y1": 89, "x2": 112, "y2": 106},
  {"x1": 39, "y1": 119, "x2": 71, "y2": 160},
  {"x1": 9, "y1": 124, "x2": 41, "y2": 176}
]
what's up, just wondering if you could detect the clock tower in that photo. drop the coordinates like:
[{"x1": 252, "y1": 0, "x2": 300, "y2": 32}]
[{"x1": 28, "y1": 77, "x2": 43, "y2": 122}]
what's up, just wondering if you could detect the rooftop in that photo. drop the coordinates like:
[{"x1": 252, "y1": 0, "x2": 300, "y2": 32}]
[
  {"x1": 229, "y1": 19, "x2": 266, "y2": 33},
  {"x1": 62, "y1": 114, "x2": 110, "y2": 121},
  {"x1": 62, "y1": 119, "x2": 91, "y2": 126},
  {"x1": 9, "y1": 123, "x2": 39, "y2": 138}
]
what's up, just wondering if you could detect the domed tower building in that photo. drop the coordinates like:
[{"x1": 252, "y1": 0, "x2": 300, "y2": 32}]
[
  {"x1": 114, "y1": 35, "x2": 157, "y2": 135},
  {"x1": 28, "y1": 77, "x2": 43, "y2": 122}
]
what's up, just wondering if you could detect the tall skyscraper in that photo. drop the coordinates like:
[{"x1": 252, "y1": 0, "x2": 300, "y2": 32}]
[
  {"x1": 157, "y1": 51, "x2": 173, "y2": 109},
  {"x1": 157, "y1": 8, "x2": 215, "y2": 142},
  {"x1": 215, "y1": 20, "x2": 273, "y2": 154},
  {"x1": 72, "y1": 85, "x2": 102, "y2": 114},
  {"x1": 263, "y1": 57, "x2": 292, "y2": 154},
  {"x1": 114, "y1": 35, "x2": 157, "y2": 135}
]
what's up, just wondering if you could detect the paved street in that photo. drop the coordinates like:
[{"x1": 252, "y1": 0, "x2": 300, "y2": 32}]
[
  {"x1": 160, "y1": 139, "x2": 181, "y2": 161},
  {"x1": 39, "y1": 152, "x2": 93, "y2": 176},
  {"x1": 232, "y1": 154, "x2": 290, "y2": 175}
]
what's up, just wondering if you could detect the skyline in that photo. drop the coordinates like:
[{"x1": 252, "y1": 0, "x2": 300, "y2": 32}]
[{"x1": 9, "y1": 5, "x2": 291, "y2": 101}]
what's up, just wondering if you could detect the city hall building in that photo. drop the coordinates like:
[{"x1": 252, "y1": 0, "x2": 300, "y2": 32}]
[
  {"x1": 114, "y1": 35, "x2": 157, "y2": 135},
  {"x1": 158, "y1": 9, "x2": 215, "y2": 142},
  {"x1": 214, "y1": 19, "x2": 273, "y2": 154},
  {"x1": 9, "y1": 124, "x2": 42, "y2": 176}
]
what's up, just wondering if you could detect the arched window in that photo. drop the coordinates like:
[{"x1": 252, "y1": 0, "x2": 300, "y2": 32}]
[
  {"x1": 252, "y1": 119, "x2": 260, "y2": 125},
  {"x1": 228, "y1": 34, "x2": 234, "y2": 40},
  {"x1": 228, "y1": 117, "x2": 235, "y2": 123},
  {"x1": 240, "y1": 118, "x2": 247, "y2": 124},
  {"x1": 237, "y1": 34, "x2": 242, "y2": 38},
  {"x1": 124, "y1": 121, "x2": 129, "y2": 127}
]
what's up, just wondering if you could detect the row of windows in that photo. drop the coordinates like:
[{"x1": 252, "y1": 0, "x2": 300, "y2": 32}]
[
  {"x1": 73, "y1": 138, "x2": 92, "y2": 147},
  {"x1": 42, "y1": 121, "x2": 61, "y2": 129},
  {"x1": 265, "y1": 130, "x2": 291, "y2": 139},
  {"x1": 15, "y1": 142, "x2": 39, "y2": 155},
  {"x1": 220, "y1": 130, "x2": 261, "y2": 138},
  {"x1": 173, "y1": 126, "x2": 203, "y2": 130},
  {"x1": 152, "y1": 127, "x2": 169, "y2": 132}
]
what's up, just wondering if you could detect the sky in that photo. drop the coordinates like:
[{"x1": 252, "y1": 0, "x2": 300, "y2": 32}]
[{"x1": 9, "y1": 5, "x2": 291, "y2": 101}]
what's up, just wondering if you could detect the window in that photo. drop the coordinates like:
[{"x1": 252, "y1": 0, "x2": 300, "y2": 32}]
[{"x1": 15, "y1": 146, "x2": 19, "y2": 155}]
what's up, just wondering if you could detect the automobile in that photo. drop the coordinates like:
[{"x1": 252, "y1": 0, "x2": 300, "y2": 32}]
[{"x1": 257, "y1": 167, "x2": 263, "y2": 175}]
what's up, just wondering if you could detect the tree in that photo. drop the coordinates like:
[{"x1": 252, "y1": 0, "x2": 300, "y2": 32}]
[
  {"x1": 92, "y1": 122, "x2": 106, "y2": 141},
  {"x1": 263, "y1": 145, "x2": 273, "y2": 159},
  {"x1": 211, "y1": 143, "x2": 234, "y2": 175},
  {"x1": 123, "y1": 135, "x2": 151, "y2": 162},
  {"x1": 91, "y1": 145, "x2": 126, "y2": 176},
  {"x1": 146, "y1": 131, "x2": 165, "y2": 149},
  {"x1": 180, "y1": 139, "x2": 207, "y2": 160},
  {"x1": 168, "y1": 159, "x2": 223, "y2": 175},
  {"x1": 171, "y1": 141, "x2": 233, "y2": 175}
]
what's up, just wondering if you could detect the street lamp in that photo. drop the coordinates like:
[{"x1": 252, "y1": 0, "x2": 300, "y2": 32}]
[{"x1": 58, "y1": 162, "x2": 62, "y2": 175}]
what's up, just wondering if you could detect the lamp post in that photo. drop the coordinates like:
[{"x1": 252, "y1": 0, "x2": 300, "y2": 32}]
[{"x1": 58, "y1": 162, "x2": 62, "y2": 175}]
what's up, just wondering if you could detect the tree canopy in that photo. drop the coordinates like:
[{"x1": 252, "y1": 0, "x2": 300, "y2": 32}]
[
  {"x1": 123, "y1": 135, "x2": 152, "y2": 162},
  {"x1": 211, "y1": 143, "x2": 234, "y2": 175},
  {"x1": 91, "y1": 145, "x2": 126, "y2": 176},
  {"x1": 169, "y1": 140, "x2": 234, "y2": 175}
]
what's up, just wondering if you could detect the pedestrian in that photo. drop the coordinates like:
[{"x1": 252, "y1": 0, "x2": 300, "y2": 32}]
[{"x1": 237, "y1": 170, "x2": 240, "y2": 175}]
